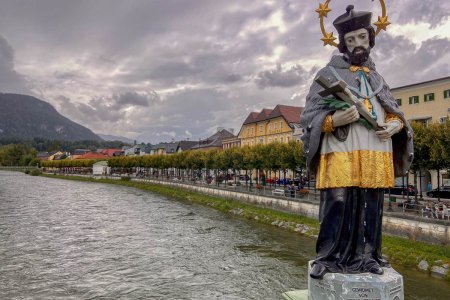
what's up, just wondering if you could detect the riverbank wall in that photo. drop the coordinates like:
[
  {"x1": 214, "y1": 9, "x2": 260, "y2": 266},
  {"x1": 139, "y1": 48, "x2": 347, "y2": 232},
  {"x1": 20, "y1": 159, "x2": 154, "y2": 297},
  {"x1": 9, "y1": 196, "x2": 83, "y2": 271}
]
[{"x1": 132, "y1": 178, "x2": 450, "y2": 245}]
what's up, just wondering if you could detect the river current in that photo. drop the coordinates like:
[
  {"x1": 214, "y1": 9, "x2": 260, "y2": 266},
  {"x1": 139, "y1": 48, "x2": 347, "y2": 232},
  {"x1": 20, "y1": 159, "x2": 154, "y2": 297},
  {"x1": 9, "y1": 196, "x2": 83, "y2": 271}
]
[{"x1": 0, "y1": 171, "x2": 448, "y2": 299}]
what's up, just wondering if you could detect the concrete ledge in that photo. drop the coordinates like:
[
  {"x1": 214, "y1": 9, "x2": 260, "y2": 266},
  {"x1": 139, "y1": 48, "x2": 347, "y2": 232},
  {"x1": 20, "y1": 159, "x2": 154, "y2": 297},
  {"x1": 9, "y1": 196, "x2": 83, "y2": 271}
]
[{"x1": 133, "y1": 178, "x2": 450, "y2": 245}]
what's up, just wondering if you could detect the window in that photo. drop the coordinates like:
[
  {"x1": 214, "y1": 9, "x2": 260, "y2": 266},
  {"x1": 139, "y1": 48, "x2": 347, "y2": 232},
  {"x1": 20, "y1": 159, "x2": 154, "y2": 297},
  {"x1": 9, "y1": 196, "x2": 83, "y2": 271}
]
[
  {"x1": 286, "y1": 137, "x2": 290, "y2": 143},
  {"x1": 259, "y1": 125, "x2": 263, "y2": 133},
  {"x1": 274, "y1": 137, "x2": 277, "y2": 142},
  {"x1": 247, "y1": 128, "x2": 249, "y2": 135},
  {"x1": 424, "y1": 93, "x2": 435, "y2": 102},
  {"x1": 280, "y1": 121, "x2": 283, "y2": 129},
  {"x1": 259, "y1": 137, "x2": 263, "y2": 144},
  {"x1": 274, "y1": 123, "x2": 277, "y2": 130},
  {"x1": 440, "y1": 117, "x2": 447, "y2": 124},
  {"x1": 396, "y1": 98, "x2": 402, "y2": 106},
  {"x1": 269, "y1": 124, "x2": 272, "y2": 131},
  {"x1": 444, "y1": 89, "x2": 450, "y2": 99},
  {"x1": 409, "y1": 96, "x2": 419, "y2": 104},
  {"x1": 280, "y1": 136, "x2": 284, "y2": 143},
  {"x1": 268, "y1": 137, "x2": 272, "y2": 143}
]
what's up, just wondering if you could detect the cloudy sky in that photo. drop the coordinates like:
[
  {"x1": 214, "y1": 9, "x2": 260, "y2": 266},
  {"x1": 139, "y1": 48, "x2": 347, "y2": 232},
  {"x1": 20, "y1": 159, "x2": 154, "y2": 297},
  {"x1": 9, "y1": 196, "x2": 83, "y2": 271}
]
[{"x1": 0, "y1": 0, "x2": 449, "y2": 143}]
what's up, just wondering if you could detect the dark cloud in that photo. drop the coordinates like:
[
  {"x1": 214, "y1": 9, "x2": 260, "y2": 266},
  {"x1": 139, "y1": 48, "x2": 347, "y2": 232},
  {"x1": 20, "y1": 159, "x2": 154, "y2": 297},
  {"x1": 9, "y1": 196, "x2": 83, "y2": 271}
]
[
  {"x1": 224, "y1": 73, "x2": 242, "y2": 83},
  {"x1": 373, "y1": 34, "x2": 450, "y2": 87},
  {"x1": 134, "y1": 88, "x2": 231, "y2": 142},
  {"x1": 120, "y1": 30, "x2": 273, "y2": 88},
  {"x1": 56, "y1": 90, "x2": 160, "y2": 135},
  {"x1": 149, "y1": 61, "x2": 202, "y2": 83},
  {"x1": 113, "y1": 91, "x2": 157, "y2": 109},
  {"x1": 256, "y1": 63, "x2": 308, "y2": 88},
  {"x1": 56, "y1": 95, "x2": 120, "y2": 124},
  {"x1": 0, "y1": 35, "x2": 30, "y2": 94},
  {"x1": 215, "y1": 5, "x2": 274, "y2": 38},
  {"x1": 393, "y1": 0, "x2": 449, "y2": 28},
  {"x1": 0, "y1": 36, "x2": 14, "y2": 69}
]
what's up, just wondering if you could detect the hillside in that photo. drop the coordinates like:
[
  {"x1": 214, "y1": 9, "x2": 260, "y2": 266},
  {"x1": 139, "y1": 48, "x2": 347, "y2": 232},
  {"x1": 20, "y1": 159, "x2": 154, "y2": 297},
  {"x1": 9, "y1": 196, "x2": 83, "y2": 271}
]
[
  {"x1": 97, "y1": 133, "x2": 134, "y2": 144},
  {"x1": 0, "y1": 93, "x2": 102, "y2": 141}
]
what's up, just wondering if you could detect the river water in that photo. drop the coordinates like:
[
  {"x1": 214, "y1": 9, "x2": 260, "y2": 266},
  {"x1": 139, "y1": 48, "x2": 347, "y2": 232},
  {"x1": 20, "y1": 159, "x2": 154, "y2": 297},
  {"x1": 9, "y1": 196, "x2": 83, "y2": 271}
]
[{"x1": 0, "y1": 171, "x2": 448, "y2": 299}]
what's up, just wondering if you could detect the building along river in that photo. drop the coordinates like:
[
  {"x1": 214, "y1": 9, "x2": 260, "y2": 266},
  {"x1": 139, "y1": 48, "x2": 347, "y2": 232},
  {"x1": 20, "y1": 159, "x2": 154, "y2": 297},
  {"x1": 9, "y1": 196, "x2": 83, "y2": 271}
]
[{"x1": 0, "y1": 171, "x2": 448, "y2": 299}]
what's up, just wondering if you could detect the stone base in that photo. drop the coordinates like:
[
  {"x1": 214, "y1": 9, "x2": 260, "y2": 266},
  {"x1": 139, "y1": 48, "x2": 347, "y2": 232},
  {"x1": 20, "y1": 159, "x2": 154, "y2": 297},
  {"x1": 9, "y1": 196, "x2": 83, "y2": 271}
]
[
  {"x1": 282, "y1": 261, "x2": 404, "y2": 300},
  {"x1": 308, "y1": 261, "x2": 404, "y2": 300}
]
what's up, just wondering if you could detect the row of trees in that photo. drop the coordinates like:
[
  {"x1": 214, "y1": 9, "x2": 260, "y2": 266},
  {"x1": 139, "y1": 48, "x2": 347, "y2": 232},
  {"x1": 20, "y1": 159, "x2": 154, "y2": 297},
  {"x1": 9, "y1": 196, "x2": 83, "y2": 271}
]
[
  {"x1": 42, "y1": 142, "x2": 307, "y2": 183},
  {"x1": 0, "y1": 144, "x2": 39, "y2": 166}
]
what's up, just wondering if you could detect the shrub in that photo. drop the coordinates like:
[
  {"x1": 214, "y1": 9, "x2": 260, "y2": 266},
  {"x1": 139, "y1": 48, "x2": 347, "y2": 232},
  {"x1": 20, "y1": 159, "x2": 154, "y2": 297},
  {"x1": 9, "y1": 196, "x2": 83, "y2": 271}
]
[
  {"x1": 121, "y1": 176, "x2": 131, "y2": 181},
  {"x1": 29, "y1": 169, "x2": 42, "y2": 176}
]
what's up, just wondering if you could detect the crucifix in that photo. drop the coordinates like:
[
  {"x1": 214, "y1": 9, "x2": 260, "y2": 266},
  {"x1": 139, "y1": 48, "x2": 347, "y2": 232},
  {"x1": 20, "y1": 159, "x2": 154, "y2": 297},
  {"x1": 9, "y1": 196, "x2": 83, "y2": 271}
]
[{"x1": 315, "y1": 75, "x2": 384, "y2": 131}]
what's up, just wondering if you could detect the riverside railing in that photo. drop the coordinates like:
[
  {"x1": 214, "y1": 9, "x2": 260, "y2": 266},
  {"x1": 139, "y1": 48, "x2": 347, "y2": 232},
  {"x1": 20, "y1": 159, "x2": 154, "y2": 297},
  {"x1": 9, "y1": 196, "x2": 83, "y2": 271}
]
[
  {"x1": 124, "y1": 173, "x2": 313, "y2": 201},
  {"x1": 38, "y1": 168, "x2": 450, "y2": 222}
]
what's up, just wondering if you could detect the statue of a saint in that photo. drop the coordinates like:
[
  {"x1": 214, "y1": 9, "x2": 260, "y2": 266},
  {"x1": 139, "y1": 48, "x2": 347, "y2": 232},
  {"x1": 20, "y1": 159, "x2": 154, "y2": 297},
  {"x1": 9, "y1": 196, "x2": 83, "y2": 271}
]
[{"x1": 300, "y1": 5, "x2": 414, "y2": 279}]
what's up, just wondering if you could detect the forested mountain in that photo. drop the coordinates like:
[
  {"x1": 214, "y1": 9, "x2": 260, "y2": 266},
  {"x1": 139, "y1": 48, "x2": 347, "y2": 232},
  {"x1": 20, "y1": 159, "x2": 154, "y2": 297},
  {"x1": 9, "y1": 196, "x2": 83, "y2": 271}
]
[
  {"x1": 97, "y1": 133, "x2": 134, "y2": 144},
  {"x1": 0, "y1": 93, "x2": 102, "y2": 141}
]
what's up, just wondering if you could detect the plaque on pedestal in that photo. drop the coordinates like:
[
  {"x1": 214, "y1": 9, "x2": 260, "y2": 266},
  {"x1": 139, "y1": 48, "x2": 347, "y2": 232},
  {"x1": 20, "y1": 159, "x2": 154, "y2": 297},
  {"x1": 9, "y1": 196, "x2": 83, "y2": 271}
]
[{"x1": 282, "y1": 261, "x2": 404, "y2": 300}]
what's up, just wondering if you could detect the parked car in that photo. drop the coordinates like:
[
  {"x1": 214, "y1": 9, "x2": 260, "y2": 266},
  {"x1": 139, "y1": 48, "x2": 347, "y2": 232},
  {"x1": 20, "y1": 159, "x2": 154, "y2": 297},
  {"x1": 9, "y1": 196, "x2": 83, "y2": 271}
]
[
  {"x1": 385, "y1": 185, "x2": 416, "y2": 196},
  {"x1": 271, "y1": 189, "x2": 286, "y2": 196},
  {"x1": 266, "y1": 177, "x2": 278, "y2": 184},
  {"x1": 426, "y1": 186, "x2": 450, "y2": 199},
  {"x1": 238, "y1": 175, "x2": 250, "y2": 184},
  {"x1": 276, "y1": 178, "x2": 292, "y2": 185}
]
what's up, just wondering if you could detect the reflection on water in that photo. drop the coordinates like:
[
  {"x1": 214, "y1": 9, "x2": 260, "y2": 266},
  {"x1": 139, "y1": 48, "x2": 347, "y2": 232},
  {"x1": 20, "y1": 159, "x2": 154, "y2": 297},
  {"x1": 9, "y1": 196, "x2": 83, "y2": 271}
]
[{"x1": 0, "y1": 171, "x2": 448, "y2": 299}]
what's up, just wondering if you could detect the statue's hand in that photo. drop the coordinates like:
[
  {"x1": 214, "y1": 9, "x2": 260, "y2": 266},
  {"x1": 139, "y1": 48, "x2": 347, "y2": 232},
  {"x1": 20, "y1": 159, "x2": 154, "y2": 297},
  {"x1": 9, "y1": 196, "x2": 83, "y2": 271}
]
[
  {"x1": 331, "y1": 105, "x2": 359, "y2": 127},
  {"x1": 376, "y1": 121, "x2": 402, "y2": 141}
]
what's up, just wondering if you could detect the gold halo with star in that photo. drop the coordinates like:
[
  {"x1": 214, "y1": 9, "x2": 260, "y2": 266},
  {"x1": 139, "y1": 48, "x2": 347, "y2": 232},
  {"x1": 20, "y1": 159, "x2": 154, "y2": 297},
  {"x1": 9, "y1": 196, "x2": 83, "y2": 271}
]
[{"x1": 316, "y1": 0, "x2": 391, "y2": 47}]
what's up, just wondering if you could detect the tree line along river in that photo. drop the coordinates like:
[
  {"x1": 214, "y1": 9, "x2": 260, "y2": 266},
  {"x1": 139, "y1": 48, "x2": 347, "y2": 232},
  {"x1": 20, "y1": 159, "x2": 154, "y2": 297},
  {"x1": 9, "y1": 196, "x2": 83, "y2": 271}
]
[{"x1": 0, "y1": 171, "x2": 448, "y2": 299}]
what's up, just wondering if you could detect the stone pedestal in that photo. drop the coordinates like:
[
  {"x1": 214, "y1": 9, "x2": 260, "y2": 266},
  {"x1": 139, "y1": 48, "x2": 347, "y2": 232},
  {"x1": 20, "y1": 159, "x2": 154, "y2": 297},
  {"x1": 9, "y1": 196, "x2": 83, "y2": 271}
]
[{"x1": 282, "y1": 261, "x2": 404, "y2": 300}]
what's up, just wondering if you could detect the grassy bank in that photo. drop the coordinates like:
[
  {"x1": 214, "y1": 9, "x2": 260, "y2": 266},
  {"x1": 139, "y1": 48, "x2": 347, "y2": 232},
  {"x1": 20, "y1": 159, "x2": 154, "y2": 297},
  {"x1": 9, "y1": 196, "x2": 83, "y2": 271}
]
[{"x1": 41, "y1": 174, "x2": 450, "y2": 281}]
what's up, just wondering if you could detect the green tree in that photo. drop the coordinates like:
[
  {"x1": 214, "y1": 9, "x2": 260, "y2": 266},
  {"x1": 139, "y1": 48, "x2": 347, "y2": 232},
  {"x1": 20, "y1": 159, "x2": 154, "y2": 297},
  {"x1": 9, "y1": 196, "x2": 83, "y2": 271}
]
[{"x1": 0, "y1": 144, "x2": 37, "y2": 166}]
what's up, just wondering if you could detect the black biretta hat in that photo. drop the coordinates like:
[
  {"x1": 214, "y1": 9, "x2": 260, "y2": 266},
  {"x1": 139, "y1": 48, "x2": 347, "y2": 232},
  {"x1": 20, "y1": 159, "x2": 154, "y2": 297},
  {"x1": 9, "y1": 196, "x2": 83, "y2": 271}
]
[{"x1": 333, "y1": 5, "x2": 372, "y2": 35}]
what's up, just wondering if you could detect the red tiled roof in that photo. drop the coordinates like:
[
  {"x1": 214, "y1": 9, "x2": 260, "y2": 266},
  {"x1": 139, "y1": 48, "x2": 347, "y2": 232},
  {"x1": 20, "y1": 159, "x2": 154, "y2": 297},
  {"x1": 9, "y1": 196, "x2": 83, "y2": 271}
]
[
  {"x1": 255, "y1": 108, "x2": 273, "y2": 122},
  {"x1": 242, "y1": 112, "x2": 260, "y2": 125},
  {"x1": 268, "y1": 105, "x2": 303, "y2": 124},
  {"x1": 100, "y1": 148, "x2": 123, "y2": 157},
  {"x1": 238, "y1": 104, "x2": 304, "y2": 137},
  {"x1": 242, "y1": 104, "x2": 303, "y2": 125}
]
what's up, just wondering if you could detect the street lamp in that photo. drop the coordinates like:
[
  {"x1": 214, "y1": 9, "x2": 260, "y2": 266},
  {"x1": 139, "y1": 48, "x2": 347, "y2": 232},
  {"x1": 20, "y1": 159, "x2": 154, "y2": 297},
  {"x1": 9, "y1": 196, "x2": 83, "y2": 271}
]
[{"x1": 418, "y1": 169, "x2": 424, "y2": 200}]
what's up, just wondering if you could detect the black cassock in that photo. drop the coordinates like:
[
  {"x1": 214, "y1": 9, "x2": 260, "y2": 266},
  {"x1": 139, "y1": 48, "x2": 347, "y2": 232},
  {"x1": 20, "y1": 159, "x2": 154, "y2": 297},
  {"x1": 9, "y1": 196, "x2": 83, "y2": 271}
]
[{"x1": 314, "y1": 188, "x2": 388, "y2": 273}]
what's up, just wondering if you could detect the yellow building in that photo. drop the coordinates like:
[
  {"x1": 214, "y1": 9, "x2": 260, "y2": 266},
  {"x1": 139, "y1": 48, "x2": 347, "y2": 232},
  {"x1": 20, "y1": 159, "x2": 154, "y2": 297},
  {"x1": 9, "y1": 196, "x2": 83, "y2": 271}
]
[
  {"x1": 238, "y1": 104, "x2": 303, "y2": 146},
  {"x1": 392, "y1": 76, "x2": 450, "y2": 191},
  {"x1": 391, "y1": 76, "x2": 450, "y2": 124}
]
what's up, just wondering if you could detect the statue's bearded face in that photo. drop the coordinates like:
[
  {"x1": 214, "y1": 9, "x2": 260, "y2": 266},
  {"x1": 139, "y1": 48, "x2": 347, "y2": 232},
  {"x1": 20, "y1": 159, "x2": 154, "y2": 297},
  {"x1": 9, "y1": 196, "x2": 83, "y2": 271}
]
[{"x1": 344, "y1": 28, "x2": 370, "y2": 65}]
